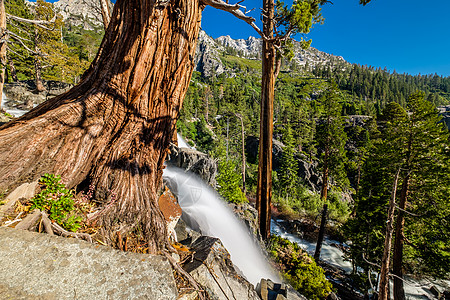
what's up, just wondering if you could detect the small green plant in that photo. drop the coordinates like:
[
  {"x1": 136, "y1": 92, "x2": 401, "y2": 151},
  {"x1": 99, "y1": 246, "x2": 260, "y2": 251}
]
[
  {"x1": 269, "y1": 235, "x2": 333, "y2": 300},
  {"x1": 31, "y1": 173, "x2": 82, "y2": 232},
  {"x1": 1, "y1": 111, "x2": 13, "y2": 118}
]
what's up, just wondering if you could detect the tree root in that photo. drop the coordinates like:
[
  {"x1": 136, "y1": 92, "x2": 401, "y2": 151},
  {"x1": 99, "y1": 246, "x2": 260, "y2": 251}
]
[
  {"x1": 40, "y1": 212, "x2": 54, "y2": 235},
  {"x1": 51, "y1": 222, "x2": 92, "y2": 243},
  {"x1": 15, "y1": 209, "x2": 41, "y2": 230},
  {"x1": 164, "y1": 251, "x2": 207, "y2": 300}
]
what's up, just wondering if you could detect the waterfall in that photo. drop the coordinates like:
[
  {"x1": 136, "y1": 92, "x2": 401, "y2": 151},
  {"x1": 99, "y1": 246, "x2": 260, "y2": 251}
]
[
  {"x1": 176, "y1": 133, "x2": 190, "y2": 148},
  {"x1": 163, "y1": 165, "x2": 278, "y2": 286}
]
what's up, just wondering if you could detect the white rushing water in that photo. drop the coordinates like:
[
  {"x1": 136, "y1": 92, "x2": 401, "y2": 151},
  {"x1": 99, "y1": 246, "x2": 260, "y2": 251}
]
[
  {"x1": 176, "y1": 133, "x2": 190, "y2": 148},
  {"x1": 1, "y1": 92, "x2": 28, "y2": 117},
  {"x1": 163, "y1": 165, "x2": 278, "y2": 286}
]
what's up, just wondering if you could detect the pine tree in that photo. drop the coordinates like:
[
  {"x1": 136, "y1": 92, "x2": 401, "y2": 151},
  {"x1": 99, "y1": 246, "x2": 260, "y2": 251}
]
[
  {"x1": 392, "y1": 92, "x2": 450, "y2": 299},
  {"x1": 313, "y1": 82, "x2": 348, "y2": 261},
  {"x1": 346, "y1": 93, "x2": 450, "y2": 297}
]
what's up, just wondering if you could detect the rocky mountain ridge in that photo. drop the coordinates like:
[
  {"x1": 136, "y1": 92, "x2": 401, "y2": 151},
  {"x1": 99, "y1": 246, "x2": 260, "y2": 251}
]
[
  {"x1": 195, "y1": 29, "x2": 348, "y2": 77},
  {"x1": 52, "y1": 0, "x2": 112, "y2": 30}
]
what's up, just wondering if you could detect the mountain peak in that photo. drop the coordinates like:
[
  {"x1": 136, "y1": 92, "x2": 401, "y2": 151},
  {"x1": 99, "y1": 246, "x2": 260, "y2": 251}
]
[{"x1": 195, "y1": 30, "x2": 347, "y2": 78}]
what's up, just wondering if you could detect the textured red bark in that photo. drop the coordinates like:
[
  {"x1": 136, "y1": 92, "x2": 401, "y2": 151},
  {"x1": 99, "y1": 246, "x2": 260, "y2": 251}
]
[
  {"x1": 0, "y1": 0, "x2": 202, "y2": 253},
  {"x1": 256, "y1": 0, "x2": 275, "y2": 241}
]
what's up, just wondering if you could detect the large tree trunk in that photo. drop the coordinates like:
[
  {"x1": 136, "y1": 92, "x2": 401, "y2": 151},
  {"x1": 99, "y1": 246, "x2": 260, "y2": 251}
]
[
  {"x1": 378, "y1": 168, "x2": 401, "y2": 300},
  {"x1": 0, "y1": 0, "x2": 6, "y2": 110},
  {"x1": 256, "y1": 0, "x2": 275, "y2": 241},
  {"x1": 392, "y1": 173, "x2": 409, "y2": 300},
  {"x1": 0, "y1": 0, "x2": 202, "y2": 253}
]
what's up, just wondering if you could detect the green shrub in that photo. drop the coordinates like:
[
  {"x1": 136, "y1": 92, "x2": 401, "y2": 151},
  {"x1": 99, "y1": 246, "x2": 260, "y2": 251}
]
[
  {"x1": 269, "y1": 235, "x2": 333, "y2": 300},
  {"x1": 217, "y1": 158, "x2": 247, "y2": 204},
  {"x1": 273, "y1": 184, "x2": 322, "y2": 219},
  {"x1": 31, "y1": 173, "x2": 82, "y2": 232}
]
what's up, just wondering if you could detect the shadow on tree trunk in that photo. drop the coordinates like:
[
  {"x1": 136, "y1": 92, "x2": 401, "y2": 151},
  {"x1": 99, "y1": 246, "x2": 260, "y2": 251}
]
[{"x1": 0, "y1": 0, "x2": 203, "y2": 254}]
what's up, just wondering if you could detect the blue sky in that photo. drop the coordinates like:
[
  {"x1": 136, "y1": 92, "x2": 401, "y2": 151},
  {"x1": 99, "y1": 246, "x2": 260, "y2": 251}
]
[{"x1": 201, "y1": 0, "x2": 450, "y2": 77}]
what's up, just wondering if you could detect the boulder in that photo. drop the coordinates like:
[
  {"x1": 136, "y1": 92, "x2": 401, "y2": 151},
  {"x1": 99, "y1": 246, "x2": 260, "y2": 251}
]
[
  {"x1": 175, "y1": 217, "x2": 202, "y2": 245},
  {"x1": 256, "y1": 279, "x2": 307, "y2": 300},
  {"x1": 183, "y1": 236, "x2": 260, "y2": 300},
  {"x1": 167, "y1": 144, "x2": 217, "y2": 187},
  {"x1": 246, "y1": 136, "x2": 284, "y2": 170},
  {"x1": 430, "y1": 285, "x2": 442, "y2": 298},
  {"x1": 0, "y1": 227, "x2": 178, "y2": 299},
  {"x1": 296, "y1": 153, "x2": 321, "y2": 192}
]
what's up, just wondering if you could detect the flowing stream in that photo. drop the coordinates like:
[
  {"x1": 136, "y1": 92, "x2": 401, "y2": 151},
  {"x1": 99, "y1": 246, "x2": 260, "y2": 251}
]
[
  {"x1": 271, "y1": 220, "x2": 449, "y2": 299},
  {"x1": 271, "y1": 220, "x2": 353, "y2": 273},
  {"x1": 1, "y1": 92, "x2": 28, "y2": 117}
]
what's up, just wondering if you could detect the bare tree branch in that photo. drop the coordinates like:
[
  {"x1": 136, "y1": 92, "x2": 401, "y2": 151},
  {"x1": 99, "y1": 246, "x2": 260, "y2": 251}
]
[
  {"x1": 395, "y1": 205, "x2": 423, "y2": 217},
  {"x1": 362, "y1": 253, "x2": 381, "y2": 269},
  {"x1": 6, "y1": 29, "x2": 33, "y2": 43},
  {"x1": 8, "y1": 31, "x2": 38, "y2": 54},
  {"x1": 201, "y1": 0, "x2": 266, "y2": 39},
  {"x1": 6, "y1": 13, "x2": 56, "y2": 31}
]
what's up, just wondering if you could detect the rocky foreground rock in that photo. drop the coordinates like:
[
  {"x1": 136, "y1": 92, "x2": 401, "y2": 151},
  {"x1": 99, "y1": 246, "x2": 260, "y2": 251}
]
[{"x1": 0, "y1": 227, "x2": 178, "y2": 299}]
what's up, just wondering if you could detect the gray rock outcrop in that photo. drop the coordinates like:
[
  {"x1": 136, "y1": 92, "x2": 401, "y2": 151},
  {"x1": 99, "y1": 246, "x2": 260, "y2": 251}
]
[
  {"x1": 3, "y1": 81, "x2": 72, "y2": 111},
  {"x1": 438, "y1": 105, "x2": 450, "y2": 130},
  {"x1": 195, "y1": 30, "x2": 226, "y2": 78},
  {"x1": 167, "y1": 144, "x2": 217, "y2": 187},
  {"x1": 194, "y1": 31, "x2": 348, "y2": 78},
  {"x1": 0, "y1": 227, "x2": 178, "y2": 299},
  {"x1": 216, "y1": 35, "x2": 261, "y2": 59}
]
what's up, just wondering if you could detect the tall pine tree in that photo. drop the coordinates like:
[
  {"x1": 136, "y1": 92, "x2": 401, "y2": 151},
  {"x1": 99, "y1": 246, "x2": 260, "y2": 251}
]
[{"x1": 313, "y1": 82, "x2": 348, "y2": 261}]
